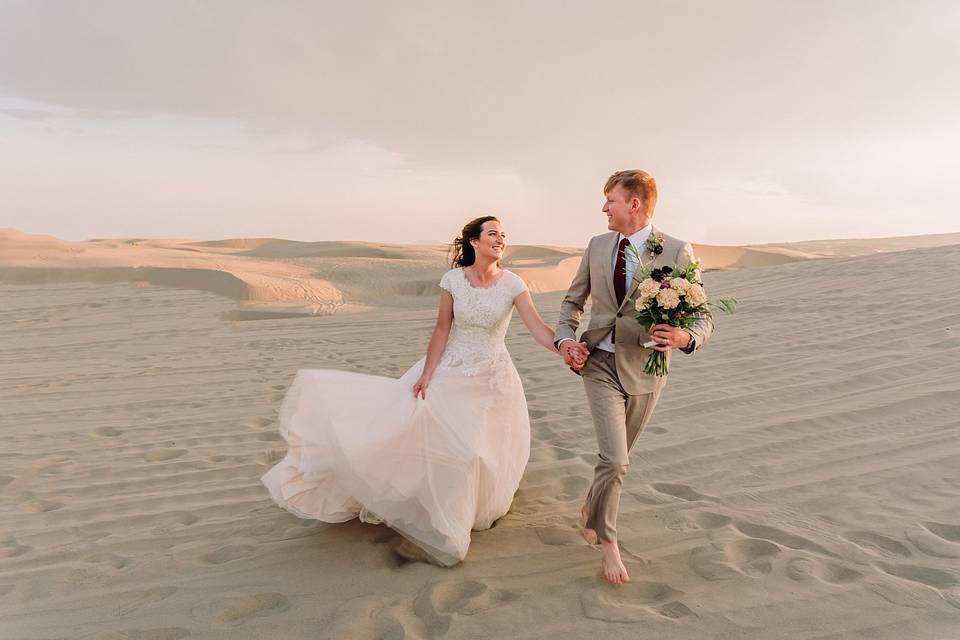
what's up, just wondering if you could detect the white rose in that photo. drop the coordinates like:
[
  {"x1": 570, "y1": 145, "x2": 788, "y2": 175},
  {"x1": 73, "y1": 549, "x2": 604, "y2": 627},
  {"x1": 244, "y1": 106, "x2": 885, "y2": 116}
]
[
  {"x1": 685, "y1": 283, "x2": 707, "y2": 306},
  {"x1": 638, "y1": 278, "x2": 660, "y2": 300},
  {"x1": 656, "y1": 287, "x2": 681, "y2": 310},
  {"x1": 670, "y1": 277, "x2": 691, "y2": 293}
]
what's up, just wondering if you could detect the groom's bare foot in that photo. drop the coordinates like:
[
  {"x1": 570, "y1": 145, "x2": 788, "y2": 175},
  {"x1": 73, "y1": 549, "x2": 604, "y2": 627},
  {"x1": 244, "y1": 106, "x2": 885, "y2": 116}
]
[
  {"x1": 580, "y1": 505, "x2": 598, "y2": 544},
  {"x1": 600, "y1": 540, "x2": 630, "y2": 585}
]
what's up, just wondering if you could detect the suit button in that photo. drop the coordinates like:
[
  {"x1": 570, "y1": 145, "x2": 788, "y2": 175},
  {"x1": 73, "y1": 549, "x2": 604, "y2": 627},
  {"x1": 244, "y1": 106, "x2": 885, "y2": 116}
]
[{"x1": 616, "y1": 312, "x2": 623, "y2": 318}]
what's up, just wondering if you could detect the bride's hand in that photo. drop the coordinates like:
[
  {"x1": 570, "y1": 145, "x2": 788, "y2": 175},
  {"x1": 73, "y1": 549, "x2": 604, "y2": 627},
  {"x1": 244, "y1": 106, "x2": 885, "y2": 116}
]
[{"x1": 413, "y1": 375, "x2": 431, "y2": 399}]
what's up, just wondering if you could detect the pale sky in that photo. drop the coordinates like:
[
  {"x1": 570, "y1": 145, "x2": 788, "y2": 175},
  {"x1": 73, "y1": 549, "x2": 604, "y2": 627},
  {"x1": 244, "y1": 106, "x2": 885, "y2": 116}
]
[{"x1": 1, "y1": 1, "x2": 958, "y2": 247}]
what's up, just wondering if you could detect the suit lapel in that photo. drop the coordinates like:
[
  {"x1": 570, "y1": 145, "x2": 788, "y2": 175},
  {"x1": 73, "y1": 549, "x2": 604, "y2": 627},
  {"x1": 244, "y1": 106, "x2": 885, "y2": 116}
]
[
  {"x1": 599, "y1": 232, "x2": 618, "y2": 306},
  {"x1": 621, "y1": 225, "x2": 662, "y2": 311}
]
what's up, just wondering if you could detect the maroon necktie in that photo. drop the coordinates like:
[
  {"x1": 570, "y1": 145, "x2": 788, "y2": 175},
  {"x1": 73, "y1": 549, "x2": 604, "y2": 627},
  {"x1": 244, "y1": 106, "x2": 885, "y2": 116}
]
[{"x1": 614, "y1": 237, "x2": 630, "y2": 306}]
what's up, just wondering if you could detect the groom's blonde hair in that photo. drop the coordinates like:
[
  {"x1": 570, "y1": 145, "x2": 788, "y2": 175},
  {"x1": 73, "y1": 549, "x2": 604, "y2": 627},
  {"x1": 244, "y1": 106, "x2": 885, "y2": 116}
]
[{"x1": 604, "y1": 170, "x2": 657, "y2": 215}]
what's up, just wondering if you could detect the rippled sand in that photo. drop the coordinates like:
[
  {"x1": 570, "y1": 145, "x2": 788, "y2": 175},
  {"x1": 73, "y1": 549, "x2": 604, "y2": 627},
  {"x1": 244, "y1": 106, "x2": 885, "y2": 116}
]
[{"x1": 1, "y1": 232, "x2": 959, "y2": 639}]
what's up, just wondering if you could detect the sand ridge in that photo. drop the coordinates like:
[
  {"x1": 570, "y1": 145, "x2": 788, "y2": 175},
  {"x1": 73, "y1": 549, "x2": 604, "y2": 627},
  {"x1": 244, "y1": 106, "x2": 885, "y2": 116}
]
[{"x1": 5, "y1": 228, "x2": 960, "y2": 318}]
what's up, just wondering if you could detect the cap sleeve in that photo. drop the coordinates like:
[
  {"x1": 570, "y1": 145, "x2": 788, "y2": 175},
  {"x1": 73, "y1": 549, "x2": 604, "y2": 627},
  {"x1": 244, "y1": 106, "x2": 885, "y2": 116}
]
[
  {"x1": 439, "y1": 268, "x2": 458, "y2": 294},
  {"x1": 507, "y1": 271, "x2": 528, "y2": 299}
]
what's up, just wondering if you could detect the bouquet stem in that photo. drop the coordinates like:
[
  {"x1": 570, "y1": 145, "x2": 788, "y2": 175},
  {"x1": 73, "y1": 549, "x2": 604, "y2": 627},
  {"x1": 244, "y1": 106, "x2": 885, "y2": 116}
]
[{"x1": 643, "y1": 351, "x2": 668, "y2": 376}]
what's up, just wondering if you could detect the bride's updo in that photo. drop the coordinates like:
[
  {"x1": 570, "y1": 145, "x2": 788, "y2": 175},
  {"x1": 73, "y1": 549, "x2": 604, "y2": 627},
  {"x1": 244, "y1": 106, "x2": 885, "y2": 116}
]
[{"x1": 449, "y1": 216, "x2": 500, "y2": 267}]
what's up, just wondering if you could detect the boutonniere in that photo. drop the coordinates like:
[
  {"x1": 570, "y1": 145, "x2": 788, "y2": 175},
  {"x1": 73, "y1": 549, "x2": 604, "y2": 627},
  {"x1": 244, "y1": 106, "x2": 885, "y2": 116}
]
[{"x1": 645, "y1": 233, "x2": 664, "y2": 256}]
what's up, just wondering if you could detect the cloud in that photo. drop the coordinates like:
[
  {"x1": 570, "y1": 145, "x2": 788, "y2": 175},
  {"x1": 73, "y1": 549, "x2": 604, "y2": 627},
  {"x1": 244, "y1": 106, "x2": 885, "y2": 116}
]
[{"x1": 0, "y1": 1, "x2": 957, "y2": 244}]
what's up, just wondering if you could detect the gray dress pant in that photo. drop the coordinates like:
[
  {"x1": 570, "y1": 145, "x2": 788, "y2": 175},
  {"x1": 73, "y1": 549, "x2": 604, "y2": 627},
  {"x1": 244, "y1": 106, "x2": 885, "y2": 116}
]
[{"x1": 581, "y1": 349, "x2": 661, "y2": 543}]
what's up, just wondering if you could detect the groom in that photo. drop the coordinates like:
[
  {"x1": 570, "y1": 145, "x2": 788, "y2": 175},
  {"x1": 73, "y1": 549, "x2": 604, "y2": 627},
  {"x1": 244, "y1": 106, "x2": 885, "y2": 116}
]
[{"x1": 555, "y1": 170, "x2": 714, "y2": 584}]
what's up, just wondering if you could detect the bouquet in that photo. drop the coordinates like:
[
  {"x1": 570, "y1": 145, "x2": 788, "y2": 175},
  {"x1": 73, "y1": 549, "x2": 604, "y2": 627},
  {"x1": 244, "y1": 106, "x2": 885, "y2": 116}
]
[{"x1": 630, "y1": 255, "x2": 737, "y2": 376}]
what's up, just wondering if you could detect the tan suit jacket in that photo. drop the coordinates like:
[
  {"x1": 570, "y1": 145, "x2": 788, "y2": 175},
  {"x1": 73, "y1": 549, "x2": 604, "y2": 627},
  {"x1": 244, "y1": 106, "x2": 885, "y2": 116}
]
[{"x1": 555, "y1": 227, "x2": 714, "y2": 395}]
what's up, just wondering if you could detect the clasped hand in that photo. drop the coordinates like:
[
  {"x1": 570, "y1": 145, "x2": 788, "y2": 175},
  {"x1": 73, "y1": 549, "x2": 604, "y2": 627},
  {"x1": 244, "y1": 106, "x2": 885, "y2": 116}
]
[{"x1": 559, "y1": 341, "x2": 590, "y2": 371}]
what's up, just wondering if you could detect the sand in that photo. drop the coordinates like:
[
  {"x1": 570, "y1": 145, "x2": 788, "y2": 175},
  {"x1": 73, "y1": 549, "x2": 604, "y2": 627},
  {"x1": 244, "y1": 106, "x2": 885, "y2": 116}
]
[{"x1": 1, "y1": 229, "x2": 959, "y2": 639}]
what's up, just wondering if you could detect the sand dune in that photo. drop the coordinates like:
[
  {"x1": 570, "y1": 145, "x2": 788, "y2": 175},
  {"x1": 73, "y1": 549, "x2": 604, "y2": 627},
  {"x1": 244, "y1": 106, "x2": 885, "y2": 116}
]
[
  {"x1": 757, "y1": 231, "x2": 960, "y2": 257},
  {"x1": 1, "y1": 238, "x2": 958, "y2": 638},
  {"x1": 0, "y1": 229, "x2": 344, "y2": 314},
  {"x1": 7, "y1": 228, "x2": 959, "y2": 319}
]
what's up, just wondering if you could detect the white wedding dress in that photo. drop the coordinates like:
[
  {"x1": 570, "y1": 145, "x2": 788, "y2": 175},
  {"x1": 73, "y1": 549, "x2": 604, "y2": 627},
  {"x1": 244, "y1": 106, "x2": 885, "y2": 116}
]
[{"x1": 261, "y1": 267, "x2": 531, "y2": 565}]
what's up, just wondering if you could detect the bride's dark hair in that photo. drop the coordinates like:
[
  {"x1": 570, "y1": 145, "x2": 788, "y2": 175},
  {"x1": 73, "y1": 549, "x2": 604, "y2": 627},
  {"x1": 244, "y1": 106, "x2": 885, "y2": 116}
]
[{"x1": 450, "y1": 216, "x2": 500, "y2": 267}]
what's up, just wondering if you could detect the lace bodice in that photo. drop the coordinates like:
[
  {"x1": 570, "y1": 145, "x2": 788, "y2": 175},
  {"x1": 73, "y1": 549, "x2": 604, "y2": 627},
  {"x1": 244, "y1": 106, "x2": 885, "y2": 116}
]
[{"x1": 437, "y1": 268, "x2": 528, "y2": 376}]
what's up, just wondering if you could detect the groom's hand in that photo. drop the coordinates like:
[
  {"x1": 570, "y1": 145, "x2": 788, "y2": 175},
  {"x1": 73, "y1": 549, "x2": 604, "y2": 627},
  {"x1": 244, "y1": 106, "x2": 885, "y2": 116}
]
[
  {"x1": 560, "y1": 341, "x2": 589, "y2": 370},
  {"x1": 651, "y1": 324, "x2": 691, "y2": 352}
]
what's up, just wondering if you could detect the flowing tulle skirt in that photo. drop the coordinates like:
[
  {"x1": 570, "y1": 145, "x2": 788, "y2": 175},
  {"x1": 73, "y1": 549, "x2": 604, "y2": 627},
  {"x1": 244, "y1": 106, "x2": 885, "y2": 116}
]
[{"x1": 260, "y1": 357, "x2": 530, "y2": 566}]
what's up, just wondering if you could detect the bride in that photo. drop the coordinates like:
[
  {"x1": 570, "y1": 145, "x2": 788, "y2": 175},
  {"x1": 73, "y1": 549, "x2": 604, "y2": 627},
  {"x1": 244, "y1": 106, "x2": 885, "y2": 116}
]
[{"x1": 261, "y1": 216, "x2": 575, "y2": 565}]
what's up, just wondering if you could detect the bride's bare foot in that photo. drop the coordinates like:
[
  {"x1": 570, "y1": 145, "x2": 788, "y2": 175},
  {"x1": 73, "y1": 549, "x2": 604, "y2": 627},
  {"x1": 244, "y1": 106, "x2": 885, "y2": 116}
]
[
  {"x1": 600, "y1": 540, "x2": 630, "y2": 585},
  {"x1": 393, "y1": 539, "x2": 435, "y2": 565},
  {"x1": 580, "y1": 505, "x2": 598, "y2": 545}
]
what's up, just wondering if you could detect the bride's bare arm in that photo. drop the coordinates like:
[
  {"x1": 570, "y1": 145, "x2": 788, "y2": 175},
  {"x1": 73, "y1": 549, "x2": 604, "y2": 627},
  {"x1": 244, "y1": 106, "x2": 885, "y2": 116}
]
[
  {"x1": 513, "y1": 291, "x2": 560, "y2": 353},
  {"x1": 413, "y1": 289, "x2": 454, "y2": 398}
]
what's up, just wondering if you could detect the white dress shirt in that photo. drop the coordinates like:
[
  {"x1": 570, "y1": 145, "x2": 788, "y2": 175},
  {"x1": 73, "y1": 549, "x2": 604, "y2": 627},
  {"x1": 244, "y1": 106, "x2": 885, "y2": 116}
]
[{"x1": 594, "y1": 225, "x2": 651, "y2": 353}]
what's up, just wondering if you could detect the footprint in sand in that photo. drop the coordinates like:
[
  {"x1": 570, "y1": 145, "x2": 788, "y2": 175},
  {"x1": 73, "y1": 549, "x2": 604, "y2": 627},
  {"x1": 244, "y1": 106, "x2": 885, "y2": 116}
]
[
  {"x1": 242, "y1": 417, "x2": 273, "y2": 429},
  {"x1": 92, "y1": 426, "x2": 122, "y2": 437},
  {"x1": 154, "y1": 512, "x2": 201, "y2": 534},
  {"x1": 0, "y1": 475, "x2": 13, "y2": 487},
  {"x1": 529, "y1": 409, "x2": 547, "y2": 419},
  {"x1": 87, "y1": 627, "x2": 191, "y2": 640},
  {"x1": 666, "y1": 510, "x2": 732, "y2": 532},
  {"x1": 785, "y1": 557, "x2": 862, "y2": 584},
  {"x1": 688, "y1": 538, "x2": 780, "y2": 580},
  {"x1": 580, "y1": 579, "x2": 688, "y2": 622},
  {"x1": 535, "y1": 526, "x2": 584, "y2": 546},
  {"x1": 688, "y1": 544, "x2": 740, "y2": 581},
  {"x1": 689, "y1": 511, "x2": 732, "y2": 529},
  {"x1": 907, "y1": 529, "x2": 960, "y2": 559},
  {"x1": 876, "y1": 561, "x2": 960, "y2": 590},
  {"x1": 923, "y1": 521, "x2": 960, "y2": 542},
  {"x1": 733, "y1": 520, "x2": 837, "y2": 558},
  {"x1": 203, "y1": 545, "x2": 257, "y2": 565},
  {"x1": 842, "y1": 531, "x2": 911, "y2": 557},
  {"x1": 907, "y1": 522, "x2": 960, "y2": 559},
  {"x1": 113, "y1": 586, "x2": 179, "y2": 618},
  {"x1": 0, "y1": 536, "x2": 31, "y2": 558},
  {"x1": 646, "y1": 427, "x2": 669, "y2": 434},
  {"x1": 24, "y1": 499, "x2": 63, "y2": 513},
  {"x1": 546, "y1": 445, "x2": 577, "y2": 461},
  {"x1": 255, "y1": 431, "x2": 284, "y2": 442},
  {"x1": 83, "y1": 552, "x2": 129, "y2": 569},
  {"x1": 143, "y1": 449, "x2": 186, "y2": 462},
  {"x1": 65, "y1": 557, "x2": 127, "y2": 586},
  {"x1": 414, "y1": 579, "x2": 519, "y2": 636},
  {"x1": 191, "y1": 592, "x2": 290, "y2": 626},
  {"x1": 558, "y1": 475, "x2": 591, "y2": 499},
  {"x1": 651, "y1": 482, "x2": 712, "y2": 502},
  {"x1": 177, "y1": 544, "x2": 256, "y2": 566},
  {"x1": 725, "y1": 538, "x2": 781, "y2": 577},
  {"x1": 324, "y1": 596, "x2": 422, "y2": 640},
  {"x1": 172, "y1": 512, "x2": 200, "y2": 526}
]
